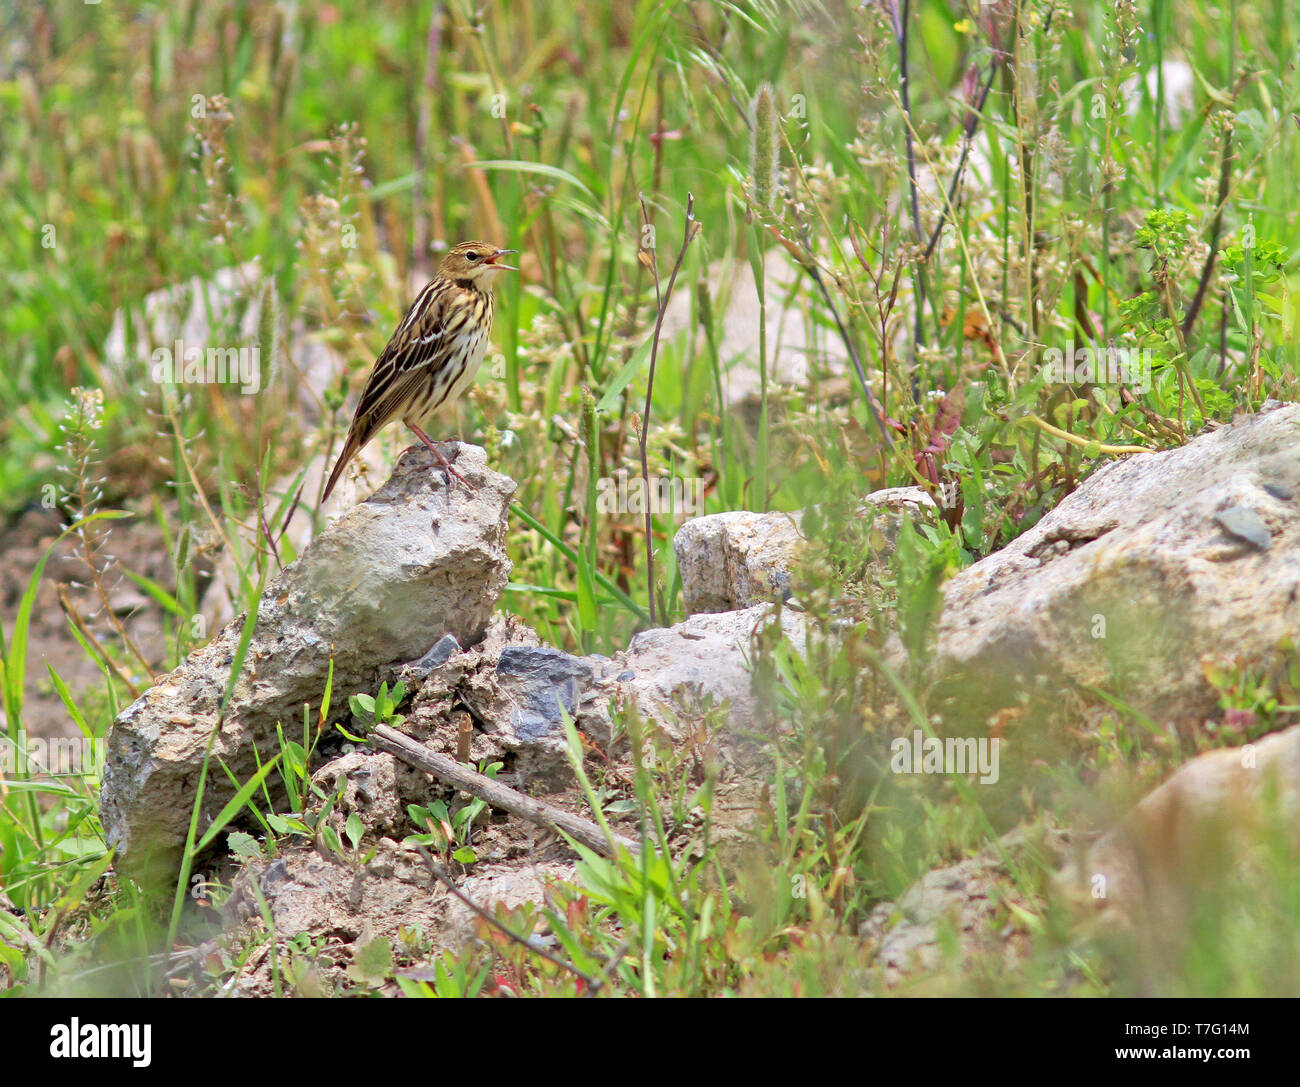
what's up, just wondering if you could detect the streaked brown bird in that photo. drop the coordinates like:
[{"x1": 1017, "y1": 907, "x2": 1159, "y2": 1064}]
[{"x1": 322, "y1": 241, "x2": 517, "y2": 502}]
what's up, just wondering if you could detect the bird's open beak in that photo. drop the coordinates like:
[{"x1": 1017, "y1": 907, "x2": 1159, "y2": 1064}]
[{"x1": 486, "y1": 248, "x2": 518, "y2": 271}]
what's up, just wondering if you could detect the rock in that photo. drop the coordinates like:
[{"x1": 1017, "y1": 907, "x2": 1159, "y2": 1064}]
[
  {"x1": 862, "y1": 851, "x2": 1006, "y2": 983},
  {"x1": 609, "y1": 603, "x2": 806, "y2": 735},
  {"x1": 856, "y1": 486, "x2": 940, "y2": 549},
  {"x1": 934, "y1": 404, "x2": 1300, "y2": 729},
  {"x1": 861, "y1": 827, "x2": 1063, "y2": 986},
  {"x1": 404, "y1": 615, "x2": 586, "y2": 784},
  {"x1": 491, "y1": 647, "x2": 600, "y2": 741},
  {"x1": 457, "y1": 645, "x2": 613, "y2": 785},
  {"x1": 1059, "y1": 724, "x2": 1300, "y2": 916},
  {"x1": 442, "y1": 863, "x2": 575, "y2": 947},
  {"x1": 674, "y1": 510, "x2": 803, "y2": 615},
  {"x1": 674, "y1": 487, "x2": 936, "y2": 616},
  {"x1": 405, "y1": 633, "x2": 463, "y2": 678},
  {"x1": 100, "y1": 444, "x2": 514, "y2": 884}
]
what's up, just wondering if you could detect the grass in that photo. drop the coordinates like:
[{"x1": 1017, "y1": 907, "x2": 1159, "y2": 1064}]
[{"x1": 2, "y1": 0, "x2": 1300, "y2": 996}]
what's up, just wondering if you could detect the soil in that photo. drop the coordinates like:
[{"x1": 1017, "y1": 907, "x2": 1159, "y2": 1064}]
[{"x1": 0, "y1": 503, "x2": 181, "y2": 738}]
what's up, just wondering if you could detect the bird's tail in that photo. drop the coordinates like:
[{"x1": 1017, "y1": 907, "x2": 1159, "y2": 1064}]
[{"x1": 321, "y1": 431, "x2": 361, "y2": 503}]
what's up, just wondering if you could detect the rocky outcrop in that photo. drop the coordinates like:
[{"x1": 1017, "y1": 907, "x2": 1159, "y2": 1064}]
[
  {"x1": 100, "y1": 445, "x2": 815, "y2": 884},
  {"x1": 100, "y1": 444, "x2": 515, "y2": 884},
  {"x1": 935, "y1": 403, "x2": 1300, "y2": 728}
]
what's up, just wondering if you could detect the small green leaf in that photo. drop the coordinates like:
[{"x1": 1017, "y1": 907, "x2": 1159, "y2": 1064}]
[
  {"x1": 227, "y1": 830, "x2": 262, "y2": 861},
  {"x1": 346, "y1": 935, "x2": 394, "y2": 987},
  {"x1": 345, "y1": 813, "x2": 365, "y2": 851}
]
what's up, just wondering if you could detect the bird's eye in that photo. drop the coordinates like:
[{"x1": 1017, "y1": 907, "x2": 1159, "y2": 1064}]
[{"x1": 466, "y1": 251, "x2": 481, "y2": 262}]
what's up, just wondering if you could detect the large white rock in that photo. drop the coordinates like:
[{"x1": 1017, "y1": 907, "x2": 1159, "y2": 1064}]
[{"x1": 934, "y1": 403, "x2": 1300, "y2": 728}]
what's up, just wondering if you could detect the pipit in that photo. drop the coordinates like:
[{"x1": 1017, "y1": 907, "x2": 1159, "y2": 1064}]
[{"x1": 322, "y1": 241, "x2": 517, "y2": 501}]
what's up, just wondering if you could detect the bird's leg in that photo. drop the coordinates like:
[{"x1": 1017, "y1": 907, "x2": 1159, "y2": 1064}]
[{"x1": 404, "y1": 421, "x2": 477, "y2": 492}]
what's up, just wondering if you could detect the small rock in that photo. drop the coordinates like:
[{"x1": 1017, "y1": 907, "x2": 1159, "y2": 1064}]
[
  {"x1": 674, "y1": 487, "x2": 936, "y2": 616},
  {"x1": 457, "y1": 646, "x2": 609, "y2": 782},
  {"x1": 406, "y1": 633, "x2": 462, "y2": 678},
  {"x1": 674, "y1": 510, "x2": 804, "y2": 615},
  {"x1": 1214, "y1": 505, "x2": 1272, "y2": 550}
]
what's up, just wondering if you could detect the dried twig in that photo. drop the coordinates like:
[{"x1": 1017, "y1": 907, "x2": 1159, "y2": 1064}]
[
  {"x1": 413, "y1": 846, "x2": 616, "y2": 994},
  {"x1": 1182, "y1": 110, "x2": 1236, "y2": 338},
  {"x1": 371, "y1": 724, "x2": 639, "y2": 858},
  {"x1": 637, "y1": 193, "x2": 700, "y2": 626}
]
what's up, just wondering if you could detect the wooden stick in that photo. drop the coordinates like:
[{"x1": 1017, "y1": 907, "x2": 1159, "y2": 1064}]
[
  {"x1": 412, "y1": 847, "x2": 610, "y2": 993},
  {"x1": 371, "y1": 724, "x2": 639, "y2": 858}
]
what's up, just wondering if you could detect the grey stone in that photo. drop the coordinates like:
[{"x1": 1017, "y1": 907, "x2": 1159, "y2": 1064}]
[
  {"x1": 407, "y1": 633, "x2": 462, "y2": 677},
  {"x1": 100, "y1": 444, "x2": 514, "y2": 884},
  {"x1": 673, "y1": 487, "x2": 936, "y2": 616},
  {"x1": 486, "y1": 646, "x2": 599, "y2": 742},
  {"x1": 1214, "y1": 505, "x2": 1272, "y2": 550},
  {"x1": 934, "y1": 404, "x2": 1300, "y2": 728},
  {"x1": 608, "y1": 604, "x2": 806, "y2": 735}
]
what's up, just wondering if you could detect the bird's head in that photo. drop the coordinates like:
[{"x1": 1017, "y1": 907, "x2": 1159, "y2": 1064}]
[{"x1": 438, "y1": 241, "x2": 518, "y2": 284}]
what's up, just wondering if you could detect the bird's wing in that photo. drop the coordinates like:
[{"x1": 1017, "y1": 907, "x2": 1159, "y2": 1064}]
[{"x1": 346, "y1": 280, "x2": 456, "y2": 442}]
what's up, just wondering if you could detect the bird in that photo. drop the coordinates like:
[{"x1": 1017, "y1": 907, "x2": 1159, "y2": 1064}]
[{"x1": 322, "y1": 241, "x2": 517, "y2": 502}]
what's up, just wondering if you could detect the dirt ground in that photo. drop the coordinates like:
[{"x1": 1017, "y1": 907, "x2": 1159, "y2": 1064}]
[{"x1": 0, "y1": 504, "x2": 179, "y2": 739}]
